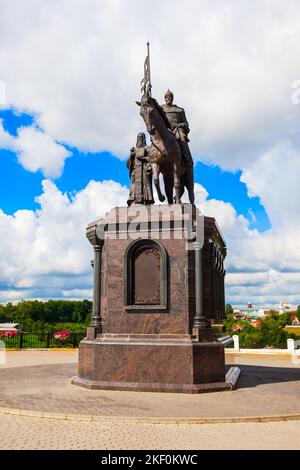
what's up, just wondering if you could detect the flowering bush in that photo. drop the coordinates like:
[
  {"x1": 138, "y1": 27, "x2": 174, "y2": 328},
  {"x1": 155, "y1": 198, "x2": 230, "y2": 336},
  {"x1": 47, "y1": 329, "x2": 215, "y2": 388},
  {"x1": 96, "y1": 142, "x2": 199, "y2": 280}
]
[
  {"x1": 232, "y1": 324, "x2": 245, "y2": 332},
  {"x1": 0, "y1": 330, "x2": 16, "y2": 338},
  {"x1": 53, "y1": 330, "x2": 70, "y2": 341},
  {"x1": 250, "y1": 319, "x2": 260, "y2": 328},
  {"x1": 223, "y1": 315, "x2": 295, "y2": 348}
]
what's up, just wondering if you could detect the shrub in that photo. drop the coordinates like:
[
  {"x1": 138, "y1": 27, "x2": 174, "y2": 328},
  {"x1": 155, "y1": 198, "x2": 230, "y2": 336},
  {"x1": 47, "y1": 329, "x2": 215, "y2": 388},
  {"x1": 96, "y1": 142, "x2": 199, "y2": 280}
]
[
  {"x1": 225, "y1": 304, "x2": 234, "y2": 317},
  {"x1": 268, "y1": 309, "x2": 279, "y2": 319},
  {"x1": 223, "y1": 315, "x2": 236, "y2": 332},
  {"x1": 278, "y1": 312, "x2": 293, "y2": 327},
  {"x1": 53, "y1": 330, "x2": 70, "y2": 341},
  {"x1": 238, "y1": 327, "x2": 264, "y2": 349},
  {"x1": 0, "y1": 330, "x2": 16, "y2": 339},
  {"x1": 223, "y1": 314, "x2": 292, "y2": 348}
]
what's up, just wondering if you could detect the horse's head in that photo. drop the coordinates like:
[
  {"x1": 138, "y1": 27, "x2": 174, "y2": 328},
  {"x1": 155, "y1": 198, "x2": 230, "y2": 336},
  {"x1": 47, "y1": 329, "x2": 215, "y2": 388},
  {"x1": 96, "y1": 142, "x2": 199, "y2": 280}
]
[{"x1": 136, "y1": 94, "x2": 156, "y2": 135}]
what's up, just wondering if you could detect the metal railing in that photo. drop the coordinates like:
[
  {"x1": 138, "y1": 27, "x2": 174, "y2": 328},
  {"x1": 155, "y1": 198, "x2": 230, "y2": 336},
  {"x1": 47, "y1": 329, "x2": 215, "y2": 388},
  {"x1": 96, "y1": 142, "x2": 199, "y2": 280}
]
[{"x1": 0, "y1": 332, "x2": 86, "y2": 349}]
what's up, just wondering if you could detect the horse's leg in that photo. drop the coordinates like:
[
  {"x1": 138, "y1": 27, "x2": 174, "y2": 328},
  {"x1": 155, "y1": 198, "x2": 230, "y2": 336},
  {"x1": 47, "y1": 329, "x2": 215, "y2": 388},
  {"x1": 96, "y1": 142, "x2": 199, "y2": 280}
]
[
  {"x1": 186, "y1": 167, "x2": 195, "y2": 204},
  {"x1": 163, "y1": 175, "x2": 174, "y2": 204},
  {"x1": 179, "y1": 175, "x2": 185, "y2": 200},
  {"x1": 152, "y1": 162, "x2": 165, "y2": 202},
  {"x1": 173, "y1": 145, "x2": 182, "y2": 204}
]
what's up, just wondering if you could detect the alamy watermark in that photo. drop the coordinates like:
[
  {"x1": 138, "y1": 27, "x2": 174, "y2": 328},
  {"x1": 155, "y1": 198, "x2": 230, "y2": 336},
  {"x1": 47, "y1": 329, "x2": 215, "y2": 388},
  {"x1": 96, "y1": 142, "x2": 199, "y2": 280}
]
[
  {"x1": 291, "y1": 80, "x2": 300, "y2": 104},
  {"x1": 95, "y1": 204, "x2": 205, "y2": 250}
]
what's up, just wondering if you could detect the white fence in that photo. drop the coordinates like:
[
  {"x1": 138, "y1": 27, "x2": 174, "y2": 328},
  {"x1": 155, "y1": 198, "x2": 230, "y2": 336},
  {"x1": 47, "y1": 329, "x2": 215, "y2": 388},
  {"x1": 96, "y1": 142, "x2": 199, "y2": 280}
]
[
  {"x1": 228, "y1": 335, "x2": 300, "y2": 355},
  {"x1": 287, "y1": 338, "x2": 300, "y2": 355}
]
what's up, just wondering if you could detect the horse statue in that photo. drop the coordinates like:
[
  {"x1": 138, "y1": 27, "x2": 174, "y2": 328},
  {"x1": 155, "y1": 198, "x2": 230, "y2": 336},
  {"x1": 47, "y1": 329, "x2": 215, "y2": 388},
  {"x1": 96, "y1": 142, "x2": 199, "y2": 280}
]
[{"x1": 137, "y1": 93, "x2": 195, "y2": 205}]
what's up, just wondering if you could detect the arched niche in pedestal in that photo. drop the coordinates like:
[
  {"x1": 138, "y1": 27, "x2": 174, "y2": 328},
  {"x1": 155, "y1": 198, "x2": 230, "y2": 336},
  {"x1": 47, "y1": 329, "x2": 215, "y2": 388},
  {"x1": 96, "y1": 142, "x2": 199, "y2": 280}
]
[{"x1": 124, "y1": 239, "x2": 168, "y2": 311}]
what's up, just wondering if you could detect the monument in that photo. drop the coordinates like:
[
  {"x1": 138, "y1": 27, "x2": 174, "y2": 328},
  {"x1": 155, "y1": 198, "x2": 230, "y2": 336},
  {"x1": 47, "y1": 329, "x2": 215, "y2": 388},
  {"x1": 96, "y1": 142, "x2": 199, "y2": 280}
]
[{"x1": 72, "y1": 44, "x2": 234, "y2": 393}]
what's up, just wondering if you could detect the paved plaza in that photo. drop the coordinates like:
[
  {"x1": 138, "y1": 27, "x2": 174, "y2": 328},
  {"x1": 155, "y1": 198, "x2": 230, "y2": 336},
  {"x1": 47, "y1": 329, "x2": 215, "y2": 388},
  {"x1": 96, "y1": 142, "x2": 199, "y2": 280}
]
[
  {"x1": 0, "y1": 351, "x2": 300, "y2": 449},
  {"x1": 1, "y1": 414, "x2": 300, "y2": 450}
]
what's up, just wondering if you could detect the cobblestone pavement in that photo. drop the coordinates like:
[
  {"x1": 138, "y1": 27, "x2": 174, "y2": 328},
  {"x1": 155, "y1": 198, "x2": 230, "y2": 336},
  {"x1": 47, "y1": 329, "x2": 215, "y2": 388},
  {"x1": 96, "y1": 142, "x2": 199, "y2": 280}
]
[
  {"x1": 0, "y1": 350, "x2": 78, "y2": 369},
  {"x1": 0, "y1": 361, "x2": 300, "y2": 418},
  {"x1": 0, "y1": 352, "x2": 300, "y2": 450},
  {"x1": 0, "y1": 414, "x2": 299, "y2": 450}
]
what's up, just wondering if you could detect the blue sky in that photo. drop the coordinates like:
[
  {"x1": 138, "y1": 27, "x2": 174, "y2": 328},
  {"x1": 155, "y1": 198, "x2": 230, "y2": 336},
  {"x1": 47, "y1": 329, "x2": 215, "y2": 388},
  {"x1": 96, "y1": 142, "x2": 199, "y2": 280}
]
[{"x1": 0, "y1": 110, "x2": 270, "y2": 232}]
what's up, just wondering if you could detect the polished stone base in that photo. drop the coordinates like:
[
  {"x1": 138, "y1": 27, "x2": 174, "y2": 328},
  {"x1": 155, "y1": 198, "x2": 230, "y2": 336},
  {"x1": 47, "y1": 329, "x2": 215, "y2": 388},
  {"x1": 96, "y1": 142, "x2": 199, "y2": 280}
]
[
  {"x1": 72, "y1": 334, "x2": 231, "y2": 394},
  {"x1": 71, "y1": 377, "x2": 231, "y2": 393}
]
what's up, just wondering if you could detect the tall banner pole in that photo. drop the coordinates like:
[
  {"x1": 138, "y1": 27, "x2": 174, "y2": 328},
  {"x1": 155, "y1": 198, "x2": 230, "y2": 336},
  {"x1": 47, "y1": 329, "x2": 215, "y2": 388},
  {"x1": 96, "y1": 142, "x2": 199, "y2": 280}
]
[{"x1": 147, "y1": 42, "x2": 152, "y2": 96}]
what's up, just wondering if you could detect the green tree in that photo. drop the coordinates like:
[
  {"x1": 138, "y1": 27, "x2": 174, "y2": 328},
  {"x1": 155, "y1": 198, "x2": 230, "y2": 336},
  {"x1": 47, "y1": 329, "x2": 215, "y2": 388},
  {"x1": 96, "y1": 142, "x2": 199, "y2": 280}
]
[
  {"x1": 225, "y1": 304, "x2": 234, "y2": 317},
  {"x1": 0, "y1": 304, "x2": 9, "y2": 323},
  {"x1": 85, "y1": 312, "x2": 91, "y2": 327},
  {"x1": 223, "y1": 314, "x2": 236, "y2": 332},
  {"x1": 278, "y1": 312, "x2": 293, "y2": 327},
  {"x1": 0, "y1": 299, "x2": 92, "y2": 332},
  {"x1": 3, "y1": 302, "x2": 16, "y2": 319},
  {"x1": 224, "y1": 314, "x2": 294, "y2": 349},
  {"x1": 268, "y1": 309, "x2": 279, "y2": 319}
]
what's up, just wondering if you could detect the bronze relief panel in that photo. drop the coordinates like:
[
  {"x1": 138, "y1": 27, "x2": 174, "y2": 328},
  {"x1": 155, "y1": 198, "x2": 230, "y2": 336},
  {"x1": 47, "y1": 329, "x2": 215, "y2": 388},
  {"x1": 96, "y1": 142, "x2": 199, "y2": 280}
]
[{"x1": 133, "y1": 247, "x2": 160, "y2": 304}]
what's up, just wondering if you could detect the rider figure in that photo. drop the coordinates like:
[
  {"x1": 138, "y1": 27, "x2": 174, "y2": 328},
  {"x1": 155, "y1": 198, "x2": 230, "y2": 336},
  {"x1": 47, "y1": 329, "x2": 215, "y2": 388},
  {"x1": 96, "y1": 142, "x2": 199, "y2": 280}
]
[{"x1": 161, "y1": 89, "x2": 194, "y2": 167}]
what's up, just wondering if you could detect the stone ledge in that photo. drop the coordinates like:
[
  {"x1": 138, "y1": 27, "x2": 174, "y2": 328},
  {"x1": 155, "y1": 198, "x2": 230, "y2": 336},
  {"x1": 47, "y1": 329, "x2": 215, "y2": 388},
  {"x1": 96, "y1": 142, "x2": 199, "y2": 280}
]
[
  {"x1": 1, "y1": 406, "x2": 300, "y2": 425},
  {"x1": 71, "y1": 376, "x2": 231, "y2": 393}
]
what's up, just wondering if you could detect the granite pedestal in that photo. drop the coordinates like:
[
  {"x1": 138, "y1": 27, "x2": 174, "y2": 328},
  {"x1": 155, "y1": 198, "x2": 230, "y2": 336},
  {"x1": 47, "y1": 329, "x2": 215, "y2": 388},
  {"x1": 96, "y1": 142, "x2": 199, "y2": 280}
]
[{"x1": 72, "y1": 204, "x2": 230, "y2": 393}]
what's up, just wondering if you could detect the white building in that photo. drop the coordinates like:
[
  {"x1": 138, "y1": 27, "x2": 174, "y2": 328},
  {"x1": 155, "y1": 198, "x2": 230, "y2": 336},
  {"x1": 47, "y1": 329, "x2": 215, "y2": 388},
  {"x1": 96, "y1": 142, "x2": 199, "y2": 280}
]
[
  {"x1": 277, "y1": 300, "x2": 298, "y2": 314},
  {"x1": 233, "y1": 300, "x2": 299, "y2": 318},
  {"x1": 233, "y1": 303, "x2": 267, "y2": 318},
  {"x1": 0, "y1": 323, "x2": 23, "y2": 332}
]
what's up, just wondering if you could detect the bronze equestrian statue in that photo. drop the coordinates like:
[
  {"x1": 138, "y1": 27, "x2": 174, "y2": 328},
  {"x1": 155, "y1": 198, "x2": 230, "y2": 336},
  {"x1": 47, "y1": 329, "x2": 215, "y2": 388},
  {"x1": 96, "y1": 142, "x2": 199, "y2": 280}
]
[{"x1": 137, "y1": 91, "x2": 195, "y2": 204}]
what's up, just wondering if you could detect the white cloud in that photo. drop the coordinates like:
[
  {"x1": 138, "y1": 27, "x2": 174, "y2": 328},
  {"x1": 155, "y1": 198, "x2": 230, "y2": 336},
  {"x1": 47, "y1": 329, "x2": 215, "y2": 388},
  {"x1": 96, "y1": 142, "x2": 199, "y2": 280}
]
[
  {"x1": 15, "y1": 126, "x2": 71, "y2": 178},
  {"x1": 0, "y1": 179, "x2": 128, "y2": 302},
  {"x1": 0, "y1": 80, "x2": 6, "y2": 106},
  {"x1": 0, "y1": 118, "x2": 71, "y2": 177},
  {"x1": 0, "y1": 0, "x2": 299, "y2": 164},
  {"x1": 0, "y1": 180, "x2": 299, "y2": 306},
  {"x1": 191, "y1": 183, "x2": 300, "y2": 305},
  {"x1": 241, "y1": 142, "x2": 300, "y2": 228}
]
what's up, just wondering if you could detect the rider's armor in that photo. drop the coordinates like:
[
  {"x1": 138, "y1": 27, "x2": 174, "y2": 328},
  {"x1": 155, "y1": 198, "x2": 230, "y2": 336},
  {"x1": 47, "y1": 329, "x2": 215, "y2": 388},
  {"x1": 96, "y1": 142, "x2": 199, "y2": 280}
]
[{"x1": 161, "y1": 104, "x2": 194, "y2": 167}]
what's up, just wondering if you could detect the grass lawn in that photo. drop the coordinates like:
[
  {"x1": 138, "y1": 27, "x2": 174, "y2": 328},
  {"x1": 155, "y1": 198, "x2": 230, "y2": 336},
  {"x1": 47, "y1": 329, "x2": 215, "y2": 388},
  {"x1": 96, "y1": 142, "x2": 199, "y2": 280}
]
[{"x1": 284, "y1": 326, "x2": 300, "y2": 337}]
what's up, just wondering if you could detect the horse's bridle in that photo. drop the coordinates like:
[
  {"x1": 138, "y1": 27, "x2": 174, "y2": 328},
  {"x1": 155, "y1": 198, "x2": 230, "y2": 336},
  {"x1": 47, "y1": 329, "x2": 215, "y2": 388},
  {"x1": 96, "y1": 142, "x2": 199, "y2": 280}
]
[{"x1": 142, "y1": 100, "x2": 167, "y2": 158}]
